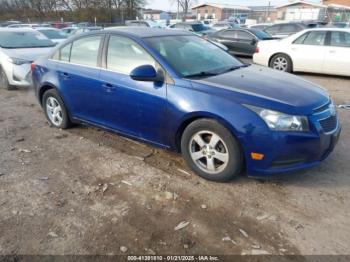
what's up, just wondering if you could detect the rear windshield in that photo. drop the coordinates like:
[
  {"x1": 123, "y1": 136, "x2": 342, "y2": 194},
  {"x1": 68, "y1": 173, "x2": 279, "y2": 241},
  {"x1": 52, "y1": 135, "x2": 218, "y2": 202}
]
[
  {"x1": 0, "y1": 31, "x2": 55, "y2": 48},
  {"x1": 38, "y1": 29, "x2": 67, "y2": 40},
  {"x1": 250, "y1": 29, "x2": 273, "y2": 39}
]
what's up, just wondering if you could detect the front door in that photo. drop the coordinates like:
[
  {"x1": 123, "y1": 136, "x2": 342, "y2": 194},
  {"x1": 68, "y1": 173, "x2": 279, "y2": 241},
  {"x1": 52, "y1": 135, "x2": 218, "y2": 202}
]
[
  {"x1": 323, "y1": 31, "x2": 350, "y2": 76},
  {"x1": 99, "y1": 35, "x2": 168, "y2": 146}
]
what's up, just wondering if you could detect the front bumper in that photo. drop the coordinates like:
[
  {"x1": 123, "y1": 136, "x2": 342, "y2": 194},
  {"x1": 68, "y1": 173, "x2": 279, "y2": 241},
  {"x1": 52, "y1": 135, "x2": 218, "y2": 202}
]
[
  {"x1": 243, "y1": 108, "x2": 341, "y2": 176},
  {"x1": 3, "y1": 61, "x2": 32, "y2": 87}
]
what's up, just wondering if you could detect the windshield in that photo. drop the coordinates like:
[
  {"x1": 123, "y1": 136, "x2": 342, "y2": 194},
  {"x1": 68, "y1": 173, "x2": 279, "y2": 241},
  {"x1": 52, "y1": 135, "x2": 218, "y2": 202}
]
[
  {"x1": 38, "y1": 29, "x2": 67, "y2": 39},
  {"x1": 250, "y1": 29, "x2": 273, "y2": 39},
  {"x1": 0, "y1": 31, "x2": 55, "y2": 48},
  {"x1": 192, "y1": 24, "x2": 209, "y2": 32},
  {"x1": 145, "y1": 35, "x2": 243, "y2": 78}
]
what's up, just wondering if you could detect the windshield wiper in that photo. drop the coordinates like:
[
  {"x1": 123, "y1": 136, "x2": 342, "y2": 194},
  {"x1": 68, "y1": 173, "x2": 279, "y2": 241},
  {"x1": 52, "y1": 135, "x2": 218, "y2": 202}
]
[
  {"x1": 185, "y1": 71, "x2": 218, "y2": 78},
  {"x1": 220, "y1": 64, "x2": 250, "y2": 74}
]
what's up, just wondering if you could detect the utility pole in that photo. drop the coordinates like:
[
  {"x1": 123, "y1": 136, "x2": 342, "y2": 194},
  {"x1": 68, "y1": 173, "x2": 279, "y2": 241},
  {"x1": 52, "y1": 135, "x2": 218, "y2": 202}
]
[
  {"x1": 266, "y1": 1, "x2": 271, "y2": 23},
  {"x1": 177, "y1": 0, "x2": 179, "y2": 21}
]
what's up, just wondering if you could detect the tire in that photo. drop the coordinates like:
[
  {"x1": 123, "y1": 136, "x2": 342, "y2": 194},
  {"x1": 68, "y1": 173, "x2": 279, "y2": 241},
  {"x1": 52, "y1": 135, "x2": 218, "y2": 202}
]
[
  {"x1": 269, "y1": 54, "x2": 293, "y2": 73},
  {"x1": 0, "y1": 67, "x2": 15, "y2": 90},
  {"x1": 42, "y1": 89, "x2": 72, "y2": 129},
  {"x1": 181, "y1": 119, "x2": 243, "y2": 182}
]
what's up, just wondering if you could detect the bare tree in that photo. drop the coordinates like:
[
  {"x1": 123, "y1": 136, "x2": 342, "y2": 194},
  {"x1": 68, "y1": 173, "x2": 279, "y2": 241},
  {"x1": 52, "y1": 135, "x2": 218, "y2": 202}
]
[
  {"x1": 0, "y1": 0, "x2": 146, "y2": 23},
  {"x1": 170, "y1": 0, "x2": 196, "y2": 20}
]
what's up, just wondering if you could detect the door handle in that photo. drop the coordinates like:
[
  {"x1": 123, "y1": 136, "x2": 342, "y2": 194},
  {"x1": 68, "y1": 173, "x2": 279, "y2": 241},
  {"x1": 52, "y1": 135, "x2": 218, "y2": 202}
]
[
  {"x1": 103, "y1": 83, "x2": 116, "y2": 92},
  {"x1": 60, "y1": 72, "x2": 70, "y2": 79},
  {"x1": 329, "y1": 50, "x2": 336, "y2": 54}
]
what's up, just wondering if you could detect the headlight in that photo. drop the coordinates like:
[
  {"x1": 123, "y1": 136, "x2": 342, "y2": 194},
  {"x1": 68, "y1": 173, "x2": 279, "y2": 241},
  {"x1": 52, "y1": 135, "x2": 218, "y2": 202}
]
[
  {"x1": 8, "y1": 57, "x2": 31, "y2": 65},
  {"x1": 245, "y1": 105, "x2": 309, "y2": 132}
]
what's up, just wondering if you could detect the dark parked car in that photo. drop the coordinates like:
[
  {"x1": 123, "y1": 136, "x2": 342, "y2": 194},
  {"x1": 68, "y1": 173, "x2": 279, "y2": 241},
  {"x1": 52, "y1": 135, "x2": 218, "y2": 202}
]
[
  {"x1": 170, "y1": 22, "x2": 216, "y2": 36},
  {"x1": 211, "y1": 28, "x2": 274, "y2": 56},
  {"x1": 32, "y1": 28, "x2": 340, "y2": 182},
  {"x1": 212, "y1": 21, "x2": 240, "y2": 30},
  {"x1": 125, "y1": 20, "x2": 162, "y2": 28},
  {"x1": 248, "y1": 23, "x2": 273, "y2": 31},
  {"x1": 264, "y1": 22, "x2": 314, "y2": 38}
]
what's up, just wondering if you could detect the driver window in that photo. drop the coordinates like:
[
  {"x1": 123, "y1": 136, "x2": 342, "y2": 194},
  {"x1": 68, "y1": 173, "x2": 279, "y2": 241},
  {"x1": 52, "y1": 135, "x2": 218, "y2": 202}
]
[{"x1": 107, "y1": 35, "x2": 156, "y2": 74}]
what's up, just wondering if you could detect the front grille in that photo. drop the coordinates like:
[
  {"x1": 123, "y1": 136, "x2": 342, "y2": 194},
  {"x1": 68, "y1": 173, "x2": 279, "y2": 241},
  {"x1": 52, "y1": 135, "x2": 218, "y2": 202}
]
[
  {"x1": 319, "y1": 115, "x2": 337, "y2": 133},
  {"x1": 314, "y1": 101, "x2": 330, "y2": 113}
]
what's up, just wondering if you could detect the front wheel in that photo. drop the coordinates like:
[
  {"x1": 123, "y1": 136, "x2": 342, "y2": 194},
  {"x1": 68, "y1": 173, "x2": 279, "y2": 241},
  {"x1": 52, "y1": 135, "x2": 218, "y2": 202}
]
[
  {"x1": 181, "y1": 119, "x2": 243, "y2": 182},
  {"x1": 0, "y1": 67, "x2": 14, "y2": 90},
  {"x1": 269, "y1": 54, "x2": 293, "y2": 73}
]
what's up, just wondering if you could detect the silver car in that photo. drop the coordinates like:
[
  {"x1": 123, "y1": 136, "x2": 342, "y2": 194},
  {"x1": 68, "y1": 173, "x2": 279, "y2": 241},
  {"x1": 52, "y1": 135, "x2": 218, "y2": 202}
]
[{"x1": 0, "y1": 28, "x2": 55, "y2": 90}]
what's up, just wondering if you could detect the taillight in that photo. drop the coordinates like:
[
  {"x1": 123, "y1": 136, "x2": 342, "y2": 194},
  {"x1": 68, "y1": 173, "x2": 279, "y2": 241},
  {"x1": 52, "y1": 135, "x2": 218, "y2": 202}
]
[
  {"x1": 255, "y1": 47, "x2": 260, "y2": 53},
  {"x1": 31, "y1": 63, "x2": 36, "y2": 72}
]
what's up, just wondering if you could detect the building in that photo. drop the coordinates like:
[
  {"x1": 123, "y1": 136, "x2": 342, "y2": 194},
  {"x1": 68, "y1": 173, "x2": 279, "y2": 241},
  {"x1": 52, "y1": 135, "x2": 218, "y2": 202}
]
[
  {"x1": 142, "y1": 9, "x2": 171, "y2": 20},
  {"x1": 248, "y1": 6, "x2": 277, "y2": 23},
  {"x1": 276, "y1": 1, "x2": 327, "y2": 21},
  {"x1": 191, "y1": 3, "x2": 251, "y2": 21},
  {"x1": 323, "y1": 0, "x2": 350, "y2": 6},
  {"x1": 276, "y1": 0, "x2": 350, "y2": 22}
]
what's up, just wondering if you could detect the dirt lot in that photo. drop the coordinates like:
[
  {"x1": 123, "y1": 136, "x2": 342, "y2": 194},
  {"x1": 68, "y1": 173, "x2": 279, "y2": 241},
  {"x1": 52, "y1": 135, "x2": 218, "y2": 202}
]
[{"x1": 0, "y1": 69, "x2": 349, "y2": 257}]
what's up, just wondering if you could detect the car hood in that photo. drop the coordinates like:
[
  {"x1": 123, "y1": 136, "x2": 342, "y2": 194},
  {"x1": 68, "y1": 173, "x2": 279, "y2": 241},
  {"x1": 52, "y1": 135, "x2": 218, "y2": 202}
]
[
  {"x1": 1, "y1": 47, "x2": 53, "y2": 61},
  {"x1": 190, "y1": 65, "x2": 329, "y2": 115}
]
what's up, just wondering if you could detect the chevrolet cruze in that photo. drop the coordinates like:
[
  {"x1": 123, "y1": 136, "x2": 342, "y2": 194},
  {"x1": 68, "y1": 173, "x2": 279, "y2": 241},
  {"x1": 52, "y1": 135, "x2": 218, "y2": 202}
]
[{"x1": 31, "y1": 28, "x2": 341, "y2": 182}]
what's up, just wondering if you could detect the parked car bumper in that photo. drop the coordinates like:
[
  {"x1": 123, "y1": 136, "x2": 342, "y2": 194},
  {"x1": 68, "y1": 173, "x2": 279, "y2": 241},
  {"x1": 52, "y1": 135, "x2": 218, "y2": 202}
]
[
  {"x1": 4, "y1": 62, "x2": 32, "y2": 87},
  {"x1": 253, "y1": 53, "x2": 269, "y2": 67},
  {"x1": 243, "y1": 114, "x2": 341, "y2": 177}
]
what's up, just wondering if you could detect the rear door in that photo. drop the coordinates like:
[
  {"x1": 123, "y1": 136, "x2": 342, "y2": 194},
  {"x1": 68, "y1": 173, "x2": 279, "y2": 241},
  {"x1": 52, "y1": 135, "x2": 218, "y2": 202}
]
[
  {"x1": 323, "y1": 31, "x2": 350, "y2": 76},
  {"x1": 290, "y1": 31, "x2": 327, "y2": 73},
  {"x1": 213, "y1": 30, "x2": 239, "y2": 54},
  {"x1": 56, "y1": 34, "x2": 105, "y2": 122},
  {"x1": 236, "y1": 30, "x2": 257, "y2": 55}
]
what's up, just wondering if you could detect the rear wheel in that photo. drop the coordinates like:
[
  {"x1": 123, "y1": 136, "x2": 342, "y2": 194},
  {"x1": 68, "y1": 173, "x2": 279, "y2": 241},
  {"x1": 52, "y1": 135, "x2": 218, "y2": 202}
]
[
  {"x1": 42, "y1": 89, "x2": 72, "y2": 129},
  {"x1": 269, "y1": 54, "x2": 293, "y2": 73},
  {"x1": 181, "y1": 119, "x2": 243, "y2": 182}
]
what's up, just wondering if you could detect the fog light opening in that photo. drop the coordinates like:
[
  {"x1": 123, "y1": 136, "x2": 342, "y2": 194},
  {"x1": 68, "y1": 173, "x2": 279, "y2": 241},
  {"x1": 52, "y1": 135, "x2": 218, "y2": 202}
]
[{"x1": 251, "y1": 152, "x2": 264, "y2": 160}]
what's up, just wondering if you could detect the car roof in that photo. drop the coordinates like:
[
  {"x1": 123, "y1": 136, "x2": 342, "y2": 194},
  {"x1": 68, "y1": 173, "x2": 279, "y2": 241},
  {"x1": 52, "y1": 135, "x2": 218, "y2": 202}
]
[
  {"x1": 177, "y1": 22, "x2": 202, "y2": 25},
  {"x1": 304, "y1": 27, "x2": 350, "y2": 32},
  {"x1": 35, "y1": 27, "x2": 57, "y2": 30},
  {"x1": 0, "y1": 28, "x2": 35, "y2": 32},
  {"x1": 102, "y1": 27, "x2": 193, "y2": 38}
]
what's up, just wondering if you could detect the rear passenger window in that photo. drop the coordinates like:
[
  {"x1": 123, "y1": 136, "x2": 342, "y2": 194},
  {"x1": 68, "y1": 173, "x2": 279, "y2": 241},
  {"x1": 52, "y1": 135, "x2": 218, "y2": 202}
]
[
  {"x1": 303, "y1": 31, "x2": 326, "y2": 46},
  {"x1": 52, "y1": 43, "x2": 71, "y2": 61},
  {"x1": 107, "y1": 35, "x2": 155, "y2": 74},
  {"x1": 330, "y1": 32, "x2": 350, "y2": 47},
  {"x1": 293, "y1": 33, "x2": 309, "y2": 44},
  {"x1": 70, "y1": 36, "x2": 101, "y2": 67},
  {"x1": 219, "y1": 30, "x2": 236, "y2": 38},
  {"x1": 237, "y1": 31, "x2": 254, "y2": 40},
  {"x1": 280, "y1": 24, "x2": 297, "y2": 33},
  {"x1": 265, "y1": 25, "x2": 279, "y2": 35},
  {"x1": 60, "y1": 43, "x2": 71, "y2": 62}
]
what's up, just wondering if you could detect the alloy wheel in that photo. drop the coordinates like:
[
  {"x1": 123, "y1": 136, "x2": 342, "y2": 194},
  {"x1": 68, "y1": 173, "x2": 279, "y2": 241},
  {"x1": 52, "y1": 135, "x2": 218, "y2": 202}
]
[
  {"x1": 189, "y1": 131, "x2": 229, "y2": 175},
  {"x1": 46, "y1": 97, "x2": 63, "y2": 126},
  {"x1": 0, "y1": 69, "x2": 7, "y2": 89},
  {"x1": 273, "y1": 57, "x2": 288, "y2": 71}
]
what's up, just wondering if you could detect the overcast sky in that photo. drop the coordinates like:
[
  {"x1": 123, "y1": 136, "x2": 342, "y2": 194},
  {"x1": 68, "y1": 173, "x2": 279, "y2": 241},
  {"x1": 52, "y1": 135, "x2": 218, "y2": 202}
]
[{"x1": 146, "y1": 0, "x2": 321, "y2": 11}]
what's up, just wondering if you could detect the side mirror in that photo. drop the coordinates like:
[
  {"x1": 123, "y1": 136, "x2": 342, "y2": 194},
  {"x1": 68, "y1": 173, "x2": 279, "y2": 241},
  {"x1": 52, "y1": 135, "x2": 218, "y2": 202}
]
[{"x1": 130, "y1": 65, "x2": 161, "y2": 82}]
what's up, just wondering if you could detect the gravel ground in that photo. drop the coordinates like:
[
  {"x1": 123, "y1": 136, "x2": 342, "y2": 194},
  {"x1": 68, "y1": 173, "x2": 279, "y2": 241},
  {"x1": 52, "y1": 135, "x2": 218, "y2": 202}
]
[{"x1": 0, "y1": 67, "x2": 349, "y2": 256}]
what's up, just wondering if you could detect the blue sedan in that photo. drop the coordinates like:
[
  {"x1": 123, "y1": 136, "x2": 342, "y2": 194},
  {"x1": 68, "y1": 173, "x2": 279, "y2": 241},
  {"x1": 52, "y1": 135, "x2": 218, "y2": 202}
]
[{"x1": 31, "y1": 28, "x2": 341, "y2": 182}]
